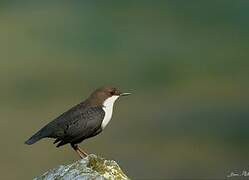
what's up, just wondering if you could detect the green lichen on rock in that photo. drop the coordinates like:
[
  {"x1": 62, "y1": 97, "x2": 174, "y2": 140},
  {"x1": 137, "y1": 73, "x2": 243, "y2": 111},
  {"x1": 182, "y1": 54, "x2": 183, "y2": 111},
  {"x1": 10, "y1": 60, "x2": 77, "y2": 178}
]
[
  {"x1": 87, "y1": 155, "x2": 129, "y2": 180},
  {"x1": 34, "y1": 154, "x2": 129, "y2": 180}
]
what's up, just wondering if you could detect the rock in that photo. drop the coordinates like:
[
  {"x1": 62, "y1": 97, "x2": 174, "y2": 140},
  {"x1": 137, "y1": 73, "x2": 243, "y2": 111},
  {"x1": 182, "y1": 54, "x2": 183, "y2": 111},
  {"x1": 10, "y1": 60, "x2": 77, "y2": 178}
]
[{"x1": 34, "y1": 154, "x2": 130, "y2": 180}]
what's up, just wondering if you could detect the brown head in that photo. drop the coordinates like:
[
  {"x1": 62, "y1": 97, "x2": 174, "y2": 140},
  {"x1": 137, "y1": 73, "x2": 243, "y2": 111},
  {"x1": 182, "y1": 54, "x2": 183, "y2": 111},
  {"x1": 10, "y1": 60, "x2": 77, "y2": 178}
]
[{"x1": 88, "y1": 86, "x2": 131, "y2": 106}]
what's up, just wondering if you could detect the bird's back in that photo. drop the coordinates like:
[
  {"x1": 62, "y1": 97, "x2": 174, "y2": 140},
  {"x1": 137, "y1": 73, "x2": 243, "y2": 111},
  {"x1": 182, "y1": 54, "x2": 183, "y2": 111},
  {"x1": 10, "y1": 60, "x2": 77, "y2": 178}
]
[
  {"x1": 45, "y1": 101, "x2": 90, "y2": 137},
  {"x1": 25, "y1": 100, "x2": 95, "y2": 145}
]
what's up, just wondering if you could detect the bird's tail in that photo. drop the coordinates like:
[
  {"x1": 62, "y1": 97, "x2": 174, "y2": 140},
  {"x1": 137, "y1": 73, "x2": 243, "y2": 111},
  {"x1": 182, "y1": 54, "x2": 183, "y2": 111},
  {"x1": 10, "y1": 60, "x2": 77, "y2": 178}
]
[{"x1": 25, "y1": 129, "x2": 45, "y2": 145}]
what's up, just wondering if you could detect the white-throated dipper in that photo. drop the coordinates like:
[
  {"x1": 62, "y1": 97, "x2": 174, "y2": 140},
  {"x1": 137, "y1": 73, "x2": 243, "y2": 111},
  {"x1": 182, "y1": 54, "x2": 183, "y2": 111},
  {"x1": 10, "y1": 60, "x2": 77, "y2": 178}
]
[{"x1": 25, "y1": 86, "x2": 131, "y2": 158}]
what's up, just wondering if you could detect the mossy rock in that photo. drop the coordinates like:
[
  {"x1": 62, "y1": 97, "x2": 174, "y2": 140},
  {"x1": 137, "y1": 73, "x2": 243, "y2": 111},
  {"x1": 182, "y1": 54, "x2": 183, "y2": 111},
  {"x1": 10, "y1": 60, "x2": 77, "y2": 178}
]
[{"x1": 34, "y1": 154, "x2": 129, "y2": 180}]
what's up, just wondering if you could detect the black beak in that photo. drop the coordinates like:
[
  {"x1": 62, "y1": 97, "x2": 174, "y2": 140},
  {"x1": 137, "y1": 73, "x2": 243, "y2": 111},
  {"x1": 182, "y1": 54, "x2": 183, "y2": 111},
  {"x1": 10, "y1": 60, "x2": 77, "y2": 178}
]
[{"x1": 120, "y1": 92, "x2": 131, "y2": 96}]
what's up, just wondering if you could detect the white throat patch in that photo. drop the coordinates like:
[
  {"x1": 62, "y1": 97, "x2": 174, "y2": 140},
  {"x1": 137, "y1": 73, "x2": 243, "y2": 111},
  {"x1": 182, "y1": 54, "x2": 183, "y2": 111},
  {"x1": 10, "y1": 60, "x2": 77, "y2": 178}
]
[{"x1": 101, "y1": 95, "x2": 119, "y2": 129}]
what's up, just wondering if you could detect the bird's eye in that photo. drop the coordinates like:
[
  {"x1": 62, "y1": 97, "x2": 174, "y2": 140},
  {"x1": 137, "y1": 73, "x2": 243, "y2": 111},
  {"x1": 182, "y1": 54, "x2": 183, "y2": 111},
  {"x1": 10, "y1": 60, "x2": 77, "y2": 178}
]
[{"x1": 110, "y1": 91, "x2": 115, "y2": 95}]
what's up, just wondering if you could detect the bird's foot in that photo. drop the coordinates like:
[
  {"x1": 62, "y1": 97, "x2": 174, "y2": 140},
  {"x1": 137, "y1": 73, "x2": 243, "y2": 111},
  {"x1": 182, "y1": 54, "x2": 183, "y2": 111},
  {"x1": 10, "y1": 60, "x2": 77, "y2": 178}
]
[
  {"x1": 77, "y1": 146, "x2": 88, "y2": 157},
  {"x1": 72, "y1": 144, "x2": 88, "y2": 159}
]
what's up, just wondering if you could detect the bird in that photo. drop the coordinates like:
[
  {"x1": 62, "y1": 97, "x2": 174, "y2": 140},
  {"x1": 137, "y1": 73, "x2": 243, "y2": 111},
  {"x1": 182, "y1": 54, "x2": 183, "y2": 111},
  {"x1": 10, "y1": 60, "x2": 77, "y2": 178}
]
[{"x1": 25, "y1": 86, "x2": 131, "y2": 158}]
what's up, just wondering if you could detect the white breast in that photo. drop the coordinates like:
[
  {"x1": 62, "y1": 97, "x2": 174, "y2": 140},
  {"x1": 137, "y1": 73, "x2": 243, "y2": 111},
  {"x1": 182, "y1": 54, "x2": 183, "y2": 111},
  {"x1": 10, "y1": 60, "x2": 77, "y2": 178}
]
[{"x1": 101, "y1": 95, "x2": 119, "y2": 129}]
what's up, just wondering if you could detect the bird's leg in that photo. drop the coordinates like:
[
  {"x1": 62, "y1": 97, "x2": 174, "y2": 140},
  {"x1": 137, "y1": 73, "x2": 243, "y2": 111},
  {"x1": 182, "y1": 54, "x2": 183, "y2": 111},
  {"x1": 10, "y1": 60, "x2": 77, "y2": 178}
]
[
  {"x1": 77, "y1": 146, "x2": 88, "y2": 157},
  {"x1": 71, "y1": 144, "x2": 86, "y2": 159}
]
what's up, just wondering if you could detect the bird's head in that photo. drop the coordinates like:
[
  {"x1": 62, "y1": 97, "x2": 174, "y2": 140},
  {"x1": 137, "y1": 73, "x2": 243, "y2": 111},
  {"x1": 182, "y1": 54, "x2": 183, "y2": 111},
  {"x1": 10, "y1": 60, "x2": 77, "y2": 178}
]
[{"x1": 89, "y1": 86, "x2": 131, "y2": 106}]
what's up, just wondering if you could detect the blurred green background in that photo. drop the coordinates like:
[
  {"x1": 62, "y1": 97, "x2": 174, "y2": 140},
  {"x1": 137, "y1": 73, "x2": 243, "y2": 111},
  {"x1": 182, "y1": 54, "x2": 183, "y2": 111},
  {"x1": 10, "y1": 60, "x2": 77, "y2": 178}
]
[{"x1": 1, "y1": 1, "x2": 249, "y2": 179}]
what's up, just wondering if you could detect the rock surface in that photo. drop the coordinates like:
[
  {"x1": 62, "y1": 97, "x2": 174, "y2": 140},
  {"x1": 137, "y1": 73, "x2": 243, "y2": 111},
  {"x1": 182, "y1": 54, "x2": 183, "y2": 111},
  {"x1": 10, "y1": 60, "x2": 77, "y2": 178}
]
[{"x1": 34, "y1": 154, "x2": 129, "y2": 180}]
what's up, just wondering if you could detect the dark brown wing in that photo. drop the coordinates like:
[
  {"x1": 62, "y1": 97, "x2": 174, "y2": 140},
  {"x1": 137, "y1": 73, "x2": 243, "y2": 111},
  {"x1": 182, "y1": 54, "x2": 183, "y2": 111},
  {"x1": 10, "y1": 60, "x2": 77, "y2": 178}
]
[
  {"x1": 40, "y1": 101, "x2": 90, "y2": 137},
  {"x1": 25, "y1": 101, "x2": 89, "y2": 145},
  {"x1": 53, "y1": 106, "x2": 105, "y2": 147}
]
